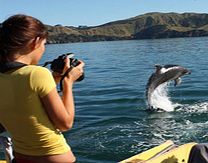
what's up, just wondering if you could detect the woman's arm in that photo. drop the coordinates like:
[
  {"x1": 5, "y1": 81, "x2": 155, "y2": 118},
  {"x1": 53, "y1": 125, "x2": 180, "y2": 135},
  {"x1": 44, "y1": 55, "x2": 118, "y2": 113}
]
[
  {"x1": 41, "y1": 60, "x2": 84, "y2": 131},
  {"x1": 40, "y1": 86, "x2": 74, "y2": 131}
]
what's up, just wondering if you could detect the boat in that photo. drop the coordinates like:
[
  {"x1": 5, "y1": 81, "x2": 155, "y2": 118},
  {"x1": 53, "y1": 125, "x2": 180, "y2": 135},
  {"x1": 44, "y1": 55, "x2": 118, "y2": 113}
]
[
  {"x1": 0, "y1": 137, "x2": 199, "y2": 163},
  {"x1": 119, "y1": 140, "x2": 197, "y2": 163}
]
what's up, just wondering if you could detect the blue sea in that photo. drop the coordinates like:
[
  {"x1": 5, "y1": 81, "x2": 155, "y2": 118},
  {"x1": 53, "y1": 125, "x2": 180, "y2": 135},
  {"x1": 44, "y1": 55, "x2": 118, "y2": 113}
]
[{"x1": 2, "y1": 37, "x2": 208, "y2": 162}]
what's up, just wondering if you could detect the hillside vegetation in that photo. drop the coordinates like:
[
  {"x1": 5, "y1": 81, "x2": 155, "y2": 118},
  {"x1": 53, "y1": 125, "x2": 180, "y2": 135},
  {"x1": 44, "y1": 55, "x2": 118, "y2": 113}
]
[{"x1": 47, "y1": 12, "x2": 208, "y2": 44}]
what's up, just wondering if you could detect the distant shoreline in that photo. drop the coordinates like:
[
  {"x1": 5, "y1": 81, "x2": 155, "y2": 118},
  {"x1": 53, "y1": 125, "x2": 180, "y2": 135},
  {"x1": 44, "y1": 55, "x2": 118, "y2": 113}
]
[{"x1": 45, "y1": 12, "x2": 208, "y2": 44}]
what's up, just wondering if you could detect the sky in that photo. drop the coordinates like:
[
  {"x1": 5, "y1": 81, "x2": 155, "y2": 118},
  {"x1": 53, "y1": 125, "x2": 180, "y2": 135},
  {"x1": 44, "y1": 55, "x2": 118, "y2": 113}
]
[{"x1": 0, "y1": 0, "x2": 208, "y2": 27}]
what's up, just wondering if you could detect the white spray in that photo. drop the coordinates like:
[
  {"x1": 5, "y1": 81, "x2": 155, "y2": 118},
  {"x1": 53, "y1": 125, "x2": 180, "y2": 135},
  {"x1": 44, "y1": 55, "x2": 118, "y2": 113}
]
[{"x1": 149, "y1": 82, "x2": 175, "y2": 112}]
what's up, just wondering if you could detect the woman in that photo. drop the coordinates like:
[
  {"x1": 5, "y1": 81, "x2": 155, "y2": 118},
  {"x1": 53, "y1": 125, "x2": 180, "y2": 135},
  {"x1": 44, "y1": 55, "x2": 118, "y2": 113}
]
[{"x1": 0, "y1": 14, "x2": 84, "y2": 163}]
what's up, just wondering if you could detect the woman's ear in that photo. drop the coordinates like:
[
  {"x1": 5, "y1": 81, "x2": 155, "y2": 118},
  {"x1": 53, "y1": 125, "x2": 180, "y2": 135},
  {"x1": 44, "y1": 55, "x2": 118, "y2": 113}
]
[
  {"x1": 34, "y1": 37, "x2": 41, "y2": 49},
  {"x1": 30, "y1": 37, "x2": 41, "y2": 50}
]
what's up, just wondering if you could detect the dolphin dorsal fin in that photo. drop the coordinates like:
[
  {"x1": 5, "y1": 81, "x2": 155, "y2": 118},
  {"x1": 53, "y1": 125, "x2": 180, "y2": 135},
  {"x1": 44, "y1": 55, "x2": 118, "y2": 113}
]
[{"x1": 154, "y1": 64, "x2": 163, "y2": 74}]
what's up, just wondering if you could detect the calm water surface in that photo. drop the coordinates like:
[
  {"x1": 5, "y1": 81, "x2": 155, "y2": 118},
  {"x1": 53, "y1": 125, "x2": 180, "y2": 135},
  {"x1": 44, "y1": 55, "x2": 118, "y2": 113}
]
[{"x1": 2, "y1": 37, "x2": 208, "y2": 162}]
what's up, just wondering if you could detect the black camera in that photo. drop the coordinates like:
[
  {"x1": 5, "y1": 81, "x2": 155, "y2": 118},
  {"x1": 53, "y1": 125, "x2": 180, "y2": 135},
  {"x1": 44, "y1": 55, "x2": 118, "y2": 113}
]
[{"x1": 50, "y1": 53, "x2": 84, "y2": 82}]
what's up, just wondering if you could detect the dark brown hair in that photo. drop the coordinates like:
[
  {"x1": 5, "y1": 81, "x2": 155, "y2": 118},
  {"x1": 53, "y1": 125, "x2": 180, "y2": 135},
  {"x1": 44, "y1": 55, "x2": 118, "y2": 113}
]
[{"x1": 0, "y1": 14, "x2": 48, "y2": 61}]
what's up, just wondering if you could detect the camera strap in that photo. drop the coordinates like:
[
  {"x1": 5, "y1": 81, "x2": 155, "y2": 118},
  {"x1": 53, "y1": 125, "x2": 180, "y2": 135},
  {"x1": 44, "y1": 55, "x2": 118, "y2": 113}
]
[
  {"x1": 59, "y1": 66, "x2": 74, "y2": 91},
  {"x1": 0, "y1": 62, "x2": 27, "y2": 73}
]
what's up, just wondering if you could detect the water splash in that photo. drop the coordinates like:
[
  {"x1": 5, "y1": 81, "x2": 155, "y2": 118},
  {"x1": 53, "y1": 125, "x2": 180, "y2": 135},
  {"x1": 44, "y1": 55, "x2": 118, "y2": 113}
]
[
  {"x1": 149, "y1": 82, "x2": 175, "y2": 112},
  {"x1": 177, "y1": 101, "x2": 208, "y2": 113}
]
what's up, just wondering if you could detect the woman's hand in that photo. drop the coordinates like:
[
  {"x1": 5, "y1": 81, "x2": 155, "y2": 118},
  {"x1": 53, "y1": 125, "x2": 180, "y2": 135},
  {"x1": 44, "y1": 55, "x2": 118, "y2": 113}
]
[
  {"x1": 52, "y1": 71, "x2": 62, "y2": 84},
  {"x1": 63, "y1": 57, "x2": 85, "y2": 87},
  {"x1": 52, "y1": 57, "x2": 85, "y2": 85}
]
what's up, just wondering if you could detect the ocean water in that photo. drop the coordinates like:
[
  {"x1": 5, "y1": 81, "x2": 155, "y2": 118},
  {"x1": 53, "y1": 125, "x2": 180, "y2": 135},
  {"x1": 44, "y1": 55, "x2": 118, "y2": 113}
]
[{"x1": 1, "y1": 37, "x2": 208, "y2": 162}]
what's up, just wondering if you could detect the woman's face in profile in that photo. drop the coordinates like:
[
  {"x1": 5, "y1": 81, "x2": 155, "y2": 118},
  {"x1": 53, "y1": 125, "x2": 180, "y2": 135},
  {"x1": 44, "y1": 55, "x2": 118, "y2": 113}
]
[{"x1": 32, "y1": 38, "x2": 46, "y2": 64}]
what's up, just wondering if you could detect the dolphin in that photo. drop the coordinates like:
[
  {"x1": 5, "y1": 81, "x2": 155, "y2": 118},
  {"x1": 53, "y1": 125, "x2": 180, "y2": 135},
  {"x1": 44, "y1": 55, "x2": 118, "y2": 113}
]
[{"x1": 146, "y1": 64, "x2": 191, "y2": 111}]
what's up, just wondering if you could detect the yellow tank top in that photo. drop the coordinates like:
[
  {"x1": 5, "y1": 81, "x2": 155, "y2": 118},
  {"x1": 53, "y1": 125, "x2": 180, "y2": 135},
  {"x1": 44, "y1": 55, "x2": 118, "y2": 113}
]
[{"x1": 0, "y1": 65, "x2": 70, "y2": 156}]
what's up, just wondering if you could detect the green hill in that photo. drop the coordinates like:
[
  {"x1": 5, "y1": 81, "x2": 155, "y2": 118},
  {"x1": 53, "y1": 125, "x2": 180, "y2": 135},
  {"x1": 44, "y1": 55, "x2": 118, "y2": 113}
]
[{"x1": 47, "y1": 12, "x2": 208, "y2": 43}]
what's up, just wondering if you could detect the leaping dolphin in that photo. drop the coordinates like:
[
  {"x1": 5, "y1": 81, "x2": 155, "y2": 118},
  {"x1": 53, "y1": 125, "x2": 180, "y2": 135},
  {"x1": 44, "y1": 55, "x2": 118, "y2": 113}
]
[{"x1": 146, "y1": 64, "x2": 191, "y2": 111}]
